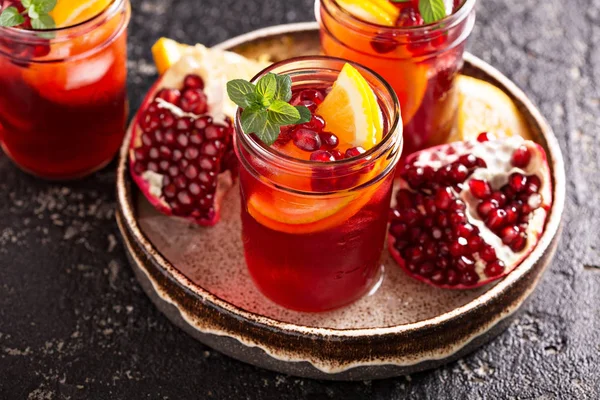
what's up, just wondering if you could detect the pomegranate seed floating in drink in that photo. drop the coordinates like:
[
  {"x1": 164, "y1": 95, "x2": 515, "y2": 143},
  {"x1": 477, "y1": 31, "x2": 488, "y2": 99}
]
[{"x1": 388, "y1": 136, "x2": 552, "y2": 289}]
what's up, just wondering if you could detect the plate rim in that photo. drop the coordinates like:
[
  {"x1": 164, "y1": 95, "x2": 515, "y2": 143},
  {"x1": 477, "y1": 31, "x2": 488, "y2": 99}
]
[{"x1": 116, "y1": 22, "x2": 565, "y2": 354}]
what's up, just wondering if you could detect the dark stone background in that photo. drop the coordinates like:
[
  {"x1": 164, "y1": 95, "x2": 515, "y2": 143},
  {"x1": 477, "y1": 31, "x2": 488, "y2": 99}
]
[{"x1": 1, "y1": 0, "x2": 599, "y2": 398}]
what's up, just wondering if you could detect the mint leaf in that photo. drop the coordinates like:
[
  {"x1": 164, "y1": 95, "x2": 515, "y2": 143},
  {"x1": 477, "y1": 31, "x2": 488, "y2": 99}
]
[
  {"x1": 255, "y1": 73, "x2": 277, "y2": 104},
  {"x1": 31, "y1": 14, "x2": 55, "y2": 30},
  {"x1": 22, "y1": 0, "x2": 33, "y2": 8},
  {"x1": 227, "y1": 79, "x2": 256, "y2": 108},
  {"x1": 295, "y1": 106, "x2": 312, "y2": 124},
  {"x1": 274, "y1": 74, "x2": 292, "y2": 102},
  {"x1": 241, "y1": 107, "x2": 267, "y2": 135},
  {"x1": 267, "y1": 100, "x2": 300, "y2": 126},
  {"x1": 28, "y1": 6, "x2": 40, "y2": 20},
  {"x1": 34, "y1": 0, "x2": 57, "y2": 13},
  {"x1": 419, "y1": 0, "x2": 447, "y2": 24},
  {"x1": 241, "y1": 107, "x2": 279, "y2": 145},
  {"x1": 0, "y1": 6, "x2": 25, "y2": 27}
]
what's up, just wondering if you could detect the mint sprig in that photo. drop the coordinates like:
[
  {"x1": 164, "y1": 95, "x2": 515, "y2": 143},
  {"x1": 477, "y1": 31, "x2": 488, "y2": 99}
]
[
  {"x1": 0, "y1": 0, "x2": 57, "y2": 29},
  {"x1": 390, "y1": 0, "x2": 448, "y2": 24},
  {"x1": 227, "y1": 73, "x2": 311, "y2": 145}
]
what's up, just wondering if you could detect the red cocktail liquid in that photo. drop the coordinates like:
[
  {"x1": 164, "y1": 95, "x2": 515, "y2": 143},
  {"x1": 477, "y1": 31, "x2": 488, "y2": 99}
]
[{"x1": 0, "y1": 0, "x2": 130, "y2": 179}]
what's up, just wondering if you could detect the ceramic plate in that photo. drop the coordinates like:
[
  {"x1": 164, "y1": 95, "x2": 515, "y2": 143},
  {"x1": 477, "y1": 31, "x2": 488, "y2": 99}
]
[{"x1": 116, "y1": 22, "x2": 565, "y2": 380}]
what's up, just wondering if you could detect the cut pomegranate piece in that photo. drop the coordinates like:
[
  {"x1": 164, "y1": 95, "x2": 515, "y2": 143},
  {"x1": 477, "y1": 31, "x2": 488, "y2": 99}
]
[
  {"x1": 389, "y1": 137, "x2": 552, "y2": 289},
  {"x1": 129, "y1": 74, "x2": 236, "y2": 226}
]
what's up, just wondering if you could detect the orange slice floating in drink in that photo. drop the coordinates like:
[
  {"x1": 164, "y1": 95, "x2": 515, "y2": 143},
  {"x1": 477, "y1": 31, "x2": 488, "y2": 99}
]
[
  {"x1": 336, "y1": 0, "x2": 399, "y2": 26},
  {"x1": 316, "y1": 63, "x2": 384, "y2": 150},
  {"x1": 247, "y1": 63, "x2": 388, "y2": 234},
  {"x1": 50, "y1": 0, "x2": 113, "y2": 28}
]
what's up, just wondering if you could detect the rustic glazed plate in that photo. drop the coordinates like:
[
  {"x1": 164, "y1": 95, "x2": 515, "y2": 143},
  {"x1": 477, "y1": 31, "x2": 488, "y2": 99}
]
[{"x1": 116, "y1": 22, "x2": 566, "y2": 380}]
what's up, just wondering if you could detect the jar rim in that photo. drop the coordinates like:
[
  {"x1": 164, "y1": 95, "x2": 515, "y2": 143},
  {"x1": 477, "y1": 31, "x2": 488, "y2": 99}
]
[
  {"x1": 318, "y1": 0, "x2": 477, "y2": 34},
  {"x1": 0, "y1": 0, "x2": 124, "y2": 41},
  {"x1": 234, "y1": 55, "x2": 402, "y2": 179}
]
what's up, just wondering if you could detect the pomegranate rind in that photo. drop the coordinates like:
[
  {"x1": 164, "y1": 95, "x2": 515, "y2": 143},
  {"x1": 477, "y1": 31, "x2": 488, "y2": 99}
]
[
  {"x1": 128, "y1": 46, "x2": 267, "y2": 226},
  {"x1": 389, "y1": 137, "x2": 552, "y2": 289}
]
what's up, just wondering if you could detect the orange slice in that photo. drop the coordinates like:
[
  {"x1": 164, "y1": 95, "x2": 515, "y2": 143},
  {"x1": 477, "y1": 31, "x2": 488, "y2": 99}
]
[
  {"x1": 448, "y1": 75, "x2": 532, "y2": 142},
  {"x1": 50, "y1": 0, "x2": 112, "y2": 28},
  {"x1": 152, "y1": 38, "x2": 190, "y2": 75},
  {"x1": 247, "y1": 179, "x2": 385, "y2": 235},
  {"x1": 336, "y1": 0, "x2": 400, "y2": 26},
  {"x1": 316, "y1": 63, "x2": 384, "y2": 150}
]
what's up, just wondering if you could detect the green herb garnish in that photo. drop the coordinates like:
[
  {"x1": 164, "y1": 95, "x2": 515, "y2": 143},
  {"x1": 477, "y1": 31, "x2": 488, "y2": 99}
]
[
  {"x1": 0, "y1": 0, "x2": 57, "y2": 29},
  {"x1": 390, "y1": 0, "x2": 448, "y2": 24},
  {"x1": 227, "y1": 73, "x2": 311, "y2": 145}
]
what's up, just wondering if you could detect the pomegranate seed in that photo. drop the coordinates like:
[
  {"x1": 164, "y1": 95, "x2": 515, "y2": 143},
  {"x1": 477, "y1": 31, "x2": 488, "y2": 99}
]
[
  {"x1": 458, "y1": 154, "x2": 478, "y2": 169},
  {"x1": 180, "y1": 89, "x2": 208, "y2": 114},
  {"x1": 406, "y1": 246, "x2": 424, "y2": 263},
  {"x1": 319, "y1": 132, "x2": 339, "y2": 149},
  {"x1": 467, "y1": 236, "x2": 484, "y2": 252},
  {"x1": 205, "y1": 125, "x2": 226, "y2": 140},
  {"x1": 430, "y1": 271, "x2": 446, "y2": 284},
  {"x1": 183, "y1": 74, "x2": 205, "y2": 90},
  {"x1": 396, "y1": 189, "x2": 414, "y2": 210},
  {"x1": 345, "y1": 147, "x2": 366, "y2": 158},
  {"x1": 419, "y1": 262, "x2": 435, "y2": 277},
  {"x1": 156, "y1": 88, "x2": 181, "y2": 105},
  {"x1": 370, "y1": 32, "x2": 398, "y2": 54},
  {"x1": 449, "y1": 163, "x2": 469, "y2": 182},
  {"x1": 490, "y1": 192, "x2": 507, "y2": 207},
  {"x1": 460, "y1": 271, "x2": 479, "y2": 286},
  {"x1": 509, "y1": 173, "x2": 528, "y2": 193},
  {"x1": 401, "y1": 209, "x2": 420, "y2": 225},
  {"x1": 477, "y1": 199, "x2": 498, "y2": 218},
  {"x1": 511, "y1": 145, "x2": 531, "y2": 168},
  {"x1": 390, "y1": 222, "x2": 408, "y2": 237},
  {"x1": 449, "y1": 199, "x2": 466, "y2": 212},
  {"x1": 505, "y1": 205, "x2": 519, "y2": 224},
  {"x1": 303, "y1": 115, "x2": 326, "y2": 132},
  {"x1": 396, "y1": 5, "x2": 423, "y2": 27},
  {"x1": 310, "y1": 150, "x2": 335, "y2": 162},
  {"x1": 526, "y1": 175, "x2": 541, "y2": 194},
  {"x1": 469, "y1": 179, "x2": 492, "y2": 199},
  {"x1": 449, "y1": 238, "x2": 467, "y2": 257},
  {"x1": 292, "y1": 129, "x2": 321, "y2": 151},
  {"x1": 501, "y1": 226, "x2": 520, "y2": 245},
  {"x1": 434, "y1": 187, "x2": 453, "y2": 210},
  {"x1": 487, "y1": 208, "x2": 507, "y2": 231},
  {"x1": 476, "y1": 132, "x2": 495, "y2": 142},
  {"x1": 457, "y1": 223, "x2": 475, "y2": 238},
  {"x1": 194, "y1": 116, "x2": 212, "y2": 130},
  {"x1": 510, "y1": 233, "x2": 528, "y2": 252},
  {"x1": 479, "y1": 245, "x2": 497, "y2": 262},
  {"x1": 485, "y1": 260, "x2": 505, "y2": 277},
  {"x1": 330, "y1": 150, "x2": 344, "y2": 160},
  {"x1": 446, "y1": 270, "x2": 459, "y2": 286},
  {"x1": 449, "y1": 211, "x2": 466, "y2": 227},
  {"x1": 456, "y1": 256, "x2": 474, "y2": 271}
]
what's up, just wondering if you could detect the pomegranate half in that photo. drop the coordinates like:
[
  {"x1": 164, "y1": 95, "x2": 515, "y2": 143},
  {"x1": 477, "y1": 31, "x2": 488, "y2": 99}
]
[
  {"x1": 128, "y1": 45, "x2": 268, "y2": 226},
  {"x1": 388, "y1": 135, "x2": 552, "y2": 289}
]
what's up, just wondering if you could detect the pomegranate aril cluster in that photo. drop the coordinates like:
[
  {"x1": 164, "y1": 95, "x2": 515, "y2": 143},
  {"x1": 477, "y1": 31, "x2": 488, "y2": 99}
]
[
  {"x1": 472, "y1": 149, "x2": 542, "y2": 253},
  {"x1": 134, "y1": 74, "x2": 234, "y2": 221},
  {"x1": 284, "y1": 88, "x2": 364, "y2": 162},
  {"x1": 392, "y1": 156, "x2": 492, "y2": 287},
  {"x1": 390, "y1": 144, "x2": 543, "y2": 287}
]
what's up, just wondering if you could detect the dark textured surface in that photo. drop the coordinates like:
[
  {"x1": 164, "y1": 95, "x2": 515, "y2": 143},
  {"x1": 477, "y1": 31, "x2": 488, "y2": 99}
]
[{"x1": 0, "y1": 0, "x2": 598, "y2": 398}]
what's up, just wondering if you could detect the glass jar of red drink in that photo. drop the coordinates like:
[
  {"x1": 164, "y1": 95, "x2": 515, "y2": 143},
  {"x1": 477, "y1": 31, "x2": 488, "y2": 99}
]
[
  {"x1": 0, "y1": 0, "x2": 131, "y2": 179},
  {"x1": 235, "y1": 57, "x2": 402, "y2": 312},
  {"x1": 317, "y1": 0, "x2": 476, "y2": 155}
]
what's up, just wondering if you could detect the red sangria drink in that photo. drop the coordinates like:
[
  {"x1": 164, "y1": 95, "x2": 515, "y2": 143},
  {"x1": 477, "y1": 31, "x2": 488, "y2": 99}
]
[
  {"x1": 0, "y1": 0, "x2": 130, "y2": 179},
  {"x1": 230, "y1": 57, "x2": 402, "y2": 312},
  {"x1": 317, "y1": 0, "x2": 476, "y2": 155}
]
